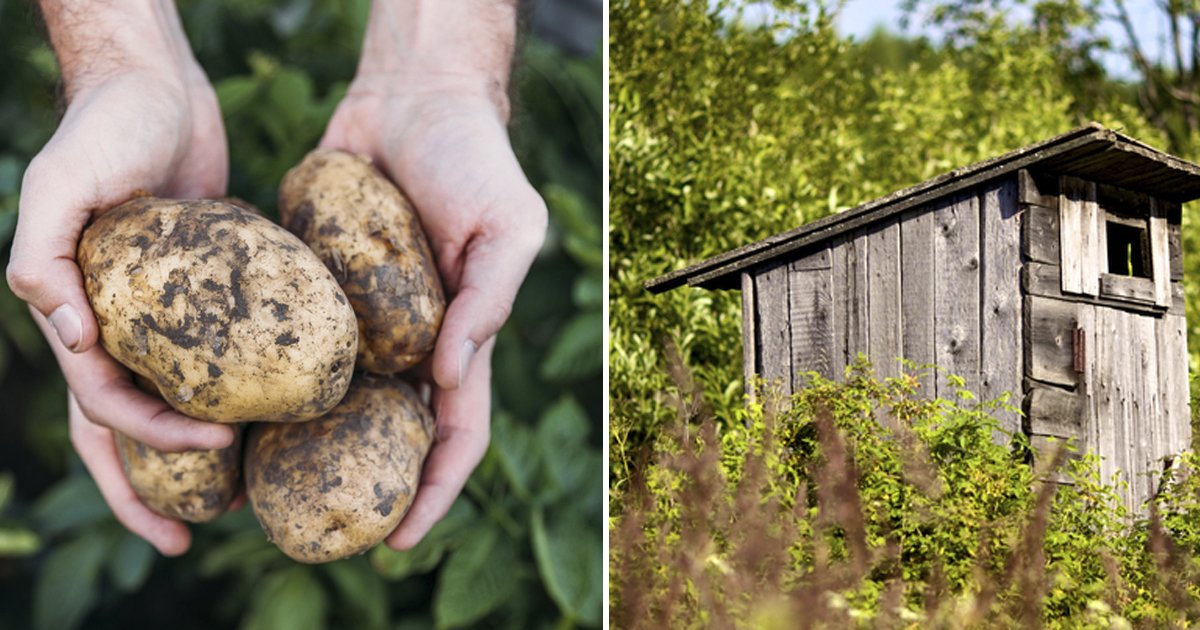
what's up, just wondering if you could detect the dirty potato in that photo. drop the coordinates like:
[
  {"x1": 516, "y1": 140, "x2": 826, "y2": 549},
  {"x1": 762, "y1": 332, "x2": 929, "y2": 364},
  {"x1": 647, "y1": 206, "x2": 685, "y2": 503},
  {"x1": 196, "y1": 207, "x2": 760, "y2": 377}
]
[
  {"x1": 116, "y1": 427, "x2": 244, "y2": 523},
  {"x1": 114, "y1": 375, "x2": 243, "y2": 522},
  {"x1": 279, "y1": 149, "x2": 445, "y2": 374},
  {"x1": 244, "y1": 374, "x2": 434, "y2": 563},
  {"x1": 78, "y1": 197, "x2": 358, "y2": 423}
]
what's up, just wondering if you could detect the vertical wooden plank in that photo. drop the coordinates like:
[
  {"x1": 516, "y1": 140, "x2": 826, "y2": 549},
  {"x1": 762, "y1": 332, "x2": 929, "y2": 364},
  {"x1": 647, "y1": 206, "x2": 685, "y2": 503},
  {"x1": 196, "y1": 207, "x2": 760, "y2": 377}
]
[
  {"x1": 1083, "y1": 181, "x2": 1101, "y2": 296},
  {"x1": 830, "y1": 239, "x2": 848, "y2": 380},
  {"x1": 789, "y1": 265, "x2": 834, "y2": 389},
  {"x1": 741, "y1": 271, "x2": 757, "y2": 404},
  {"x1": 754, "y1": 263, "x2": 792, "y2": 400},
  {"x1": 1110, "y1": 309, "x2": 1134, "y2": 514},
  {"x1": 844, "y1": 236, "x2": 870, "y2": 370},
  {"x1": 901, "y1": 209, "x2": 937, "y2": 395},
  {"x1": 1092, "y1": 306, "x2": 1119, "y2": 496},
  {"x1": 1150, "y1": 199, "x2": 1171, "y2": 307},
  {"x1": 866, "y1": 220, "x2": 902, "y2": 379},
  {"x1": 1130, "y1": 314, "x2": 1158, "y2": 509},
  {"x1": 1077, "y1": 303, "x2": 1096, "y2": 460},
  {"x1": 980, "y1": 179, "x2": 1022, "y2": 438},
  {"x1": 1059, "y1": 176, "x2": 1100, "y2": 296},
  {"x1": 934, "y1": 193, "x2": 981, "y2": 397},
  {"x1": 1159, "y1": 313, "x2": 1190, "y2": 461}
]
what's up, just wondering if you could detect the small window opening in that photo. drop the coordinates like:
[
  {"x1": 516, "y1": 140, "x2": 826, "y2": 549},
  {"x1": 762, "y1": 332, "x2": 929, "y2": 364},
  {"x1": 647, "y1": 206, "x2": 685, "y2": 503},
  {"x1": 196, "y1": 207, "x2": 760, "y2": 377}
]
[{"x1": 1105, "y1": 221, "x2": 1150, "y2": 278}]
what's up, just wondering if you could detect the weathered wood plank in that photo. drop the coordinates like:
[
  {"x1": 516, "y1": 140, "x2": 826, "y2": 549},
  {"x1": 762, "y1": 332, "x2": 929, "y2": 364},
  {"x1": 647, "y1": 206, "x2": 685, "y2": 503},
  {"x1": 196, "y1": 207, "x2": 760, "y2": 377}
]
[
  {"x1": 1077, "y1": 303, "x2": 1097, "y2": 459},
  {"x1": 980, "y1": 180, "x2": 1022, "y2": 438},
  {"x1": 755, "y1": 262, "x2": 792, "y2": 399},
  {"x1": 1029, "y1": 435, "x2": 1083, "y2": 484},
  {"x1": 1018, "y1": 169, "x2": 1056, "y2": 207},
  {"x1": 1130, "y1": 313, "x2": 1159, "y2": 509},
  {"x1": 791, "y1": 246, "x2": 832, "y2": 272},
  {"x1": 900, "y1": 208, "x2": 937, "y2": 393},
  {"x1": 1059, "y1": 176, "x2": 1100, "y2": 296},
  {"x1": 1023, "y1": 261, "x2": 1176, "y2": 315},
  {"x1": 1091, "y1": 307, "x2": 1122, "y2": 502},
  {"x1": 789, "y1": 266, "x2": 834, "y2": 389},
  {"x1": 1099, "y1": 274, "x2": 1156, "y2": 304},
  {"x1": 847, "y1": 235, "x2": 870, "y2": 368},
  {"x1": 934, "y1": 194, "x2": 981, "y2": 397},
  {"x1": 1024, "y1": 295, "x2": 1081, "y2": 388},
  {"x1": 1023, "y1": 204, "x2": 1060, "y2": 264},
  {"x1": 1169, "y1": 222, "x2": 1184, "y2": 281},
  {"x1": 1025, "y1": 384, "x2": 1085, "y2": 439},
  {"x1": 866, "y1": 220, "x2": 902, "y2": 379},
  {"x1": 741, "y1": 271, "x2": 757, "y2": 404},
  {"x1": 1150, "y1": 199, "x2": 1171, "y2": 307},
  {"x1": 830, "y1": 238, "x2": 850, "y2": 379},
  {"x1": 1158, "y1": 313, "x2": 1190, "y2": 462}
]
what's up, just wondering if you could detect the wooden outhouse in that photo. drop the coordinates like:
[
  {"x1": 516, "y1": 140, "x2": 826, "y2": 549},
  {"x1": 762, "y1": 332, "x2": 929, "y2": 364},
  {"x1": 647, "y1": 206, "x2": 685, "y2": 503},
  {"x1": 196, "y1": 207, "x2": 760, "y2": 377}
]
[{"x1": 647, "y1": 124, "x2": 1200, "y2": 511}]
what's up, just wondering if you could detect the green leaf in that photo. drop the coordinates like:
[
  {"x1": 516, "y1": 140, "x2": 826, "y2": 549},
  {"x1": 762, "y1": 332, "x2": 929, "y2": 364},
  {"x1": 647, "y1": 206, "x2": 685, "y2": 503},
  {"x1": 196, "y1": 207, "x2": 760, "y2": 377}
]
[
  {"x1": 538, "y1": 395, "x2": 591, "y2": 446},
  {"x1": 34, "y1": 532, "x2": 110, "y2": 630},
  {"x1": 490, "y1": 412, "x2": 540, "y2": 501},
  {"x1": 0, "y1": 526, "x2": 40, "y2": 557},
  {"x1": 242, "y1": 566, "x2": 328, "y2": 630},
  {"x1": 199, "y1": 530, "x2": 282, "y2": 577},
  {"x1": 0, "y1": 471, "x2": 14, "y2": 512},
  {"x1": 106, "y1": 532, "x2": 155, "y2": 593},
  {"x1": 540, "y1": 311, "x2": 603, "y2": 382},
  {"x1": 371, "y1": 498, "x2": 476, "y2": 580},
  {"x1": 216, "y1": 76, "x2": 262, "y2": 115},
  {"x1": 322, "y1": 558, "x2": 388, "y2": 630},
  {"x1": 433, "y1": 525, "x2": 519, "y2": 629},
  {"x1": 531, "y1": 511, "x2": 602, "y2": 627},
  {"x1": 572, "y1": 271, "x2": 603, "y2": 310},
  {"x1": 0, "y1": 156, "x2": 21, "y2": 196},
  {"x1": 31, "y1": 475, "x2": 110, "y2": 536},
  {"x1": 268, "y1": 68, "x2": 315, "y2": 128}
]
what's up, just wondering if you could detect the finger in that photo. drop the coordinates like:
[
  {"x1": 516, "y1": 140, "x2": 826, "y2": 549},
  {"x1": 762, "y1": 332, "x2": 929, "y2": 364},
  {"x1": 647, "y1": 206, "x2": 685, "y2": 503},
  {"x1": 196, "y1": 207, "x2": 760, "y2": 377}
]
[
  {"x1": 69, "y1": 393, "x2": 192, "y2": 556},
  {"x1": 7, "y1": 154, "x2": 100, "y2": 353},
  {"x1": 387, "y1": 340, "x2": 493, "y2": 550},
  {"x1": 33, "y1": 308, "x2": 234, "y2": 452},
  {"x1": 227, "y1": 489, "x2": 247, "y2": 512},
  {"x1": 431, "y1": 208, "x2": 545, "y2": 391}
]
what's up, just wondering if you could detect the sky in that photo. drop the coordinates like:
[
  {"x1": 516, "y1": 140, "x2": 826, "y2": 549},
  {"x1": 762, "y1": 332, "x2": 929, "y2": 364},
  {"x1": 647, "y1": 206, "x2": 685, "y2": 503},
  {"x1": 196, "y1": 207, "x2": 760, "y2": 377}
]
[{"x1": 835, "y1": 0, "x2": 1167, "y2": 80}]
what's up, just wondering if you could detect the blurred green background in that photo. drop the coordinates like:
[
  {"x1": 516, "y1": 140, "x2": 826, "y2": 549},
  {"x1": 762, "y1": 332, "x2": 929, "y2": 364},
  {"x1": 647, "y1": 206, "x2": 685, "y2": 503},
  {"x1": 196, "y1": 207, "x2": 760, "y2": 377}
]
[{"x1": 0, "y1": 1, "x2": 602, "y2": 629}]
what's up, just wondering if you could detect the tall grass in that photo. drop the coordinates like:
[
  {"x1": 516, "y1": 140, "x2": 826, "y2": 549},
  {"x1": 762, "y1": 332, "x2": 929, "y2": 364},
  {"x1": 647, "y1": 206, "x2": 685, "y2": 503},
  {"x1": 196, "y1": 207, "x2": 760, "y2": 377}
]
[{"x1": 611, "y1": 350, "x2": 1200, "y2": 628}]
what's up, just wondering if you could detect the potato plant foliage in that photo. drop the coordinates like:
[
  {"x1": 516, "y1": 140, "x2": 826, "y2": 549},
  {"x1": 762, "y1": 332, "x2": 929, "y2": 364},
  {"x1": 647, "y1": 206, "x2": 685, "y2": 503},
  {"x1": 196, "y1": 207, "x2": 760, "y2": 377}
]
[
  {"x1": 0, "y1": 1, "x2": 601, "y2": 629},
  {"x1": 611, "y1": 0, "x2": 1200, "y2": 626}
]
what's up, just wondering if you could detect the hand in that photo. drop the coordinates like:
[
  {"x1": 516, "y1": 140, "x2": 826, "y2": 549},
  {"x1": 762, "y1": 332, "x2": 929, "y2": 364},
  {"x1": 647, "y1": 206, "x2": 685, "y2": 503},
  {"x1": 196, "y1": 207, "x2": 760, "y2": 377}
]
[
  {"x1": 321, "y1": 86, "x2": 546, "y2": 547},
  {"x1": 10, "y1": 1, "x2": 236, "y2": 553}
]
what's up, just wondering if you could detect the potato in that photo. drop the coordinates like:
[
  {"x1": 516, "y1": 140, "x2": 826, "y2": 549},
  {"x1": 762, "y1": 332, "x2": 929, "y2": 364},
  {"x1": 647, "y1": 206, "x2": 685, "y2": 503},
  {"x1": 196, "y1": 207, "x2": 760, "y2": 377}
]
[
  {"x1": 116, "y1": 427, "x2": 243, "y2": 523},
  {"x1": 279, "y1": 149, "x2": 445, "y2": 374},
  {"x1": 115, "y1": 375, "x2": 243, "y2": 523},
  {"x1": 244, "y1": 374, "x2": 434, "y2": 563},
  {"x1": 78, "y1": 197, "x2": 358, "y2": 423}
]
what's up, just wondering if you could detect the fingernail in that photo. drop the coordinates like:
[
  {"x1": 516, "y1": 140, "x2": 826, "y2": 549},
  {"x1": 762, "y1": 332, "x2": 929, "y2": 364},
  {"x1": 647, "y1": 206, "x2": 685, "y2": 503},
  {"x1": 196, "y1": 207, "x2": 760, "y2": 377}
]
[
  {"x1": 418, "y1": 382, "x2": 432, "y2": 405},
  {"x1": 48, "y1": 304, "x2": 84, "y2": 351},
  {"x1": 457, "y1": 340, "x2": 477, "y2": 388}
]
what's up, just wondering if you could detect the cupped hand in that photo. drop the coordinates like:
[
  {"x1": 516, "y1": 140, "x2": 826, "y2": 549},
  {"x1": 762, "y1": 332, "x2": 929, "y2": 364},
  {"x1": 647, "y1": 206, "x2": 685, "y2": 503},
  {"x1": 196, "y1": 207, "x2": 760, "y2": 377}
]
[
  {"x1": 10, "y1": 70, "x2": 236, "y2": 553},
  {"x1": 321, "y1": 85, "x2": 546, "y2": 547}
]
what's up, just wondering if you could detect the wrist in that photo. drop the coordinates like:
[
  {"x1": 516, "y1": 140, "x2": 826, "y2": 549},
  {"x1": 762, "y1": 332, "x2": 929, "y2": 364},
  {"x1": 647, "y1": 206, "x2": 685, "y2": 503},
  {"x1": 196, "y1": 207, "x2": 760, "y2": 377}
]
[
  {"x1": 40, "y1": 0, "x2": 201, "y2": 101},
  {"x1": 353, "y1": 0, "x2": 517, "y2": 121}
]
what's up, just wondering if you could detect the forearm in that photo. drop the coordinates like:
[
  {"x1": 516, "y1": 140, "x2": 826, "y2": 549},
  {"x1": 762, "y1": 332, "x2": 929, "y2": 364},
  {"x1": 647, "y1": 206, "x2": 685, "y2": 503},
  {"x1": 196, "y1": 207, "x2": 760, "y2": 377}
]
[
  {"x1": 38, "y1": 0, "x2": 200, "y2": 100},
  {"x1": 355, "y1": 0, "x2": 518, "y2": 119}
]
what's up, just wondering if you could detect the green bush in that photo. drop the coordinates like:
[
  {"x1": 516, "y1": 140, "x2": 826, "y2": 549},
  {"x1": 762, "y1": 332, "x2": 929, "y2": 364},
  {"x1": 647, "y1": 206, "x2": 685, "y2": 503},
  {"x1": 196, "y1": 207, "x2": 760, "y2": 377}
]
[
  {"x1": 613, "y1": 359, "x2": 1200, "y2": 627},
  {"x1": 0, "y1": 2, "x2": 601, "y2": 628}
]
